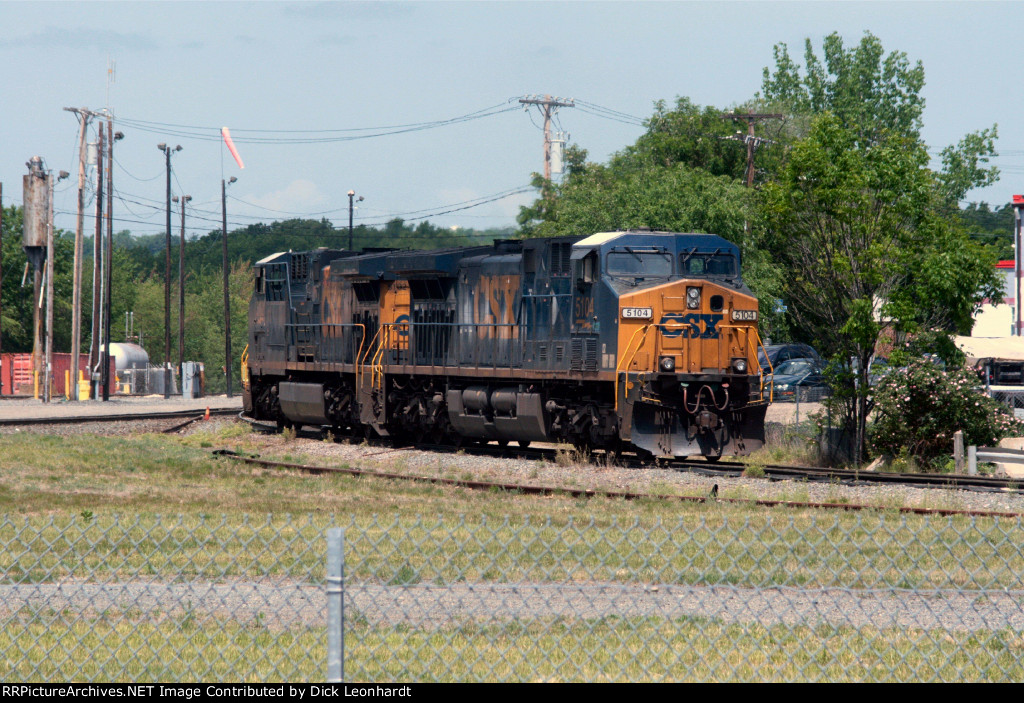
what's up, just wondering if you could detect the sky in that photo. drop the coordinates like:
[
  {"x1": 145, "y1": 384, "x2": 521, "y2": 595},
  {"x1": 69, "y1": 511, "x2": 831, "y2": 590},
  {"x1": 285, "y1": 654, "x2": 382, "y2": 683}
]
[{"x1": 1, "y1": 0, "x2": 1022, "y2": 244}]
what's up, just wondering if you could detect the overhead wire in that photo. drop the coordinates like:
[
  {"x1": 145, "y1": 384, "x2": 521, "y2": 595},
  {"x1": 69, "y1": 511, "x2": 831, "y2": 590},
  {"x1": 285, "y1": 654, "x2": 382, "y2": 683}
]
[{"x1": 115, "y1": 102, "x2": 520, "y2": 145}]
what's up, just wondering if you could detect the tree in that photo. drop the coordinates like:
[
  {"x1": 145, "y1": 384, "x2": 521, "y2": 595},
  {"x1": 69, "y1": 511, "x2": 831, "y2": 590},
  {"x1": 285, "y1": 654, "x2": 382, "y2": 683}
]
[
  {"x1": 760, "y1": 113, "x2": 1000, "y2": 463},
  {"x1": 761, "y1": 31, "x2": 926, "y2": 146},
  {"x1": 761, "y1": 31, "x2": 999, "y2": 205},
  {"x1": 959, "y1": 202, "x2": 1014, "y2": 261}
]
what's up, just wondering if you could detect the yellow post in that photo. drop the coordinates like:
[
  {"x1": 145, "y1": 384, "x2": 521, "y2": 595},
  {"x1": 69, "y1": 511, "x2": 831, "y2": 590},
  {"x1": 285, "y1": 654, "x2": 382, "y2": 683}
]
[
  {"x1": 33, "y1": 371, "x2": 39, "y2": 400},
  {"x1": 65, "y1": 370, "x2": 70, "y2": 400}
]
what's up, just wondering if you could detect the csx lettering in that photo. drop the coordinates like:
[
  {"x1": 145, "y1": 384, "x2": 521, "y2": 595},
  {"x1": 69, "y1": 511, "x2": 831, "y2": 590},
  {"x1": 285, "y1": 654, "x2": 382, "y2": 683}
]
[
  {"x1": 659, "y1": 313, "x2": 723, "y2": 339},
  {"x1": 394, "y1": 313, "x2": 411, "y2": 337}
]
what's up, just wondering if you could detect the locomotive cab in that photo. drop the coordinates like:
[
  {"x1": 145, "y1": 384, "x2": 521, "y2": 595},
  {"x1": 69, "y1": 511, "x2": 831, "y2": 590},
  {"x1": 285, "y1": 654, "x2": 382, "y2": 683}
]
[{"x1": 596, "y1": 232, "x2": 768, "y2": 458}]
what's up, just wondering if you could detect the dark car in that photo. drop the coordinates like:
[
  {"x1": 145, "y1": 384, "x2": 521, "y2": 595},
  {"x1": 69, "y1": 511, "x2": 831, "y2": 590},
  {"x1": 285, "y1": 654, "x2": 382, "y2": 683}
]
[
  {"x1": 758, "y1": 343, "x2": 823, "y2": 373},
  {"x1": 768, "y1": 358, "x2": 829, "y2": 402}
]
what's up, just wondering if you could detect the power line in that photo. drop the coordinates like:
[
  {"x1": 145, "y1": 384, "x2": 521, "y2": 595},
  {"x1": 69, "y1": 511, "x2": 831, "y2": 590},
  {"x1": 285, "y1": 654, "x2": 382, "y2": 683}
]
[{"x1": 115, "y1": 103, "x2": 520, "y2": 145}]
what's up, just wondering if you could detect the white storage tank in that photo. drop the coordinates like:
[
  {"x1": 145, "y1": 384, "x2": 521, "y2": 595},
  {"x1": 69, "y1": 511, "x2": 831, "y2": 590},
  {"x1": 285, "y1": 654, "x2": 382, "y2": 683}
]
[{"x1": 105, "y1": 343, "x2": 149, "y2": 371}]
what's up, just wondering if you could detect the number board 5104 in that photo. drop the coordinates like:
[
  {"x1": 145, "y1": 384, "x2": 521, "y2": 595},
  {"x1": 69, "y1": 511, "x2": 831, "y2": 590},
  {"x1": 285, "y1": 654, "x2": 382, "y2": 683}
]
[{"x1": 622, "y1": 307, "x2": 653, "y2": 319}]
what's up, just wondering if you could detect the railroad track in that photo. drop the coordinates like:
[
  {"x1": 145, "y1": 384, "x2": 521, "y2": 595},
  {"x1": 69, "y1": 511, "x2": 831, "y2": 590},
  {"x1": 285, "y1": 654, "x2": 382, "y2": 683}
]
[
  {"x1": 213, "y1": 450, "x2": 1024, "y2": 519},
  {"x1": 236, "y1": 412, "x2": 1024, "y2": 495}
]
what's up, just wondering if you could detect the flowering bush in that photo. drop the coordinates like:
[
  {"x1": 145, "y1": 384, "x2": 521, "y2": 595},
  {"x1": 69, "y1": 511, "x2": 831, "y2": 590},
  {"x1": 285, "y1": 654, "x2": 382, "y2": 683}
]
[{"x1": 871, "y1": 358, "x2": 1024, "y2": 468}]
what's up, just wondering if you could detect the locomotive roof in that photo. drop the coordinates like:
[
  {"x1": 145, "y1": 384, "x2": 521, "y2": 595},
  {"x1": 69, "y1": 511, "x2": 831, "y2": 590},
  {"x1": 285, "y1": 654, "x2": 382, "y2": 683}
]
[{"x1": 574, "y1": 230, "x2": 738, "y2": 252}]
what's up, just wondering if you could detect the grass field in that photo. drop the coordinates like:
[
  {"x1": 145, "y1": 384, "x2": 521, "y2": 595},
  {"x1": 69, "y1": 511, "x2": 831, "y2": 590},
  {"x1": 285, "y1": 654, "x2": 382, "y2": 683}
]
[
  {"x1": 2, "y1": 423, "x2": 1023, "y2": 682},
  {"x1": 3, "y1": 613, "x2": 1022, "y2": 682}
]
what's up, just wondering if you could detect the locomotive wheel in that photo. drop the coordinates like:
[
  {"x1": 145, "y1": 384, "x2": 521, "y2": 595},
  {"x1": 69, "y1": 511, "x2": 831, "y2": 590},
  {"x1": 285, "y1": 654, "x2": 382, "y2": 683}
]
[
  {"x1": 705, "y1": 455, "x2": 722, "y2": 463},
  {"x1": 496, "y1": 439, "x2": 509, "y2": 448},
  {"x1": 518, "y1": 440, "x2": 531, "y2": 448}
]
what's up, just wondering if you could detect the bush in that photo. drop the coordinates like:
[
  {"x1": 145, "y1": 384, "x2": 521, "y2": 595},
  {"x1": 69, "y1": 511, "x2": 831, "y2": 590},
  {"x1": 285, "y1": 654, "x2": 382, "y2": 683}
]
[{"x1": 871, "y1": 358, "x2": 1024, "y2": 468}]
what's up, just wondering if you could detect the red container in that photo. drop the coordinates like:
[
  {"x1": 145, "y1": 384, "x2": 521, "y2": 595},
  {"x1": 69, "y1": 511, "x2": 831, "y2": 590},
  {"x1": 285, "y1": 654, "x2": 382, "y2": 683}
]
[{"x1": 1, "y1": 353, "x2": 115, "y2": 397}]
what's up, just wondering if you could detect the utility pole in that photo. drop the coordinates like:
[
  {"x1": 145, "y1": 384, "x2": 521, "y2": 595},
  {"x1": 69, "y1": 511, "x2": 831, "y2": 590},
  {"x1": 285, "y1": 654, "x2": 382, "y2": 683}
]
[
  {"x1": 89, "y1": 127, "x2": 104, "y2": 398},
  {"x1": 103, "y1": 119, "x2": 117, "y2": 401},
  {"x1": 720, "y1": 111, "x2": 783, "y2": 187},
  {"x1": 64, "y1": 107, "x2": 92, "y2": 400},
  {"x1": 222, "y1": 176, "x2": 236, "y2": 397},
  {"x1": 519, "y1": 95, "x2": 575, "y2": 181},
  {"x1": 158, "y1": 143, "x2": 182, "y2": 398},
  {"x1": 45, "y1": 170, "x2": 55, "y2": 403},
  {"x1": 173, "y1": 194, "x2": 191, "y2": 378}
]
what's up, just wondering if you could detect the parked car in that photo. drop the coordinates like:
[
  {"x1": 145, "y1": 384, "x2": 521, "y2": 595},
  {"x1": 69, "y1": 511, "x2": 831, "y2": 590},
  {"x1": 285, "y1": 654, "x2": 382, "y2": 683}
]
[
  {"x1": 768, "y1": 358, "x2": 829, "y2": 402},
  {"x1": 758, "y1": 343, "x2": 824, "y2": 373}
]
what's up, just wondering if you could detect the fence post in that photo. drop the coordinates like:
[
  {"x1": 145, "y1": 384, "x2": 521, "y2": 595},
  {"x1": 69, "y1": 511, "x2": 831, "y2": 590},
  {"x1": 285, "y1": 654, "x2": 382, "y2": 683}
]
[
  {"x1": 953, "y1": 430, "x2": 964, "y2": 473},
  {"x1": 327, "y1": 527, "x2": 344, "y2": 683},
  {"x1": 968, "y1": 445, "x2": 978, "y2": 476}
]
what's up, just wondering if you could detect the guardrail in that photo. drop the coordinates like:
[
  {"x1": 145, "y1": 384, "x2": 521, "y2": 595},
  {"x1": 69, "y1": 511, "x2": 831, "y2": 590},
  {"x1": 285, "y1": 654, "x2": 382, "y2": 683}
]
[{"x1": 967, "y1": 445, "x2": 1024, "y2": 476}]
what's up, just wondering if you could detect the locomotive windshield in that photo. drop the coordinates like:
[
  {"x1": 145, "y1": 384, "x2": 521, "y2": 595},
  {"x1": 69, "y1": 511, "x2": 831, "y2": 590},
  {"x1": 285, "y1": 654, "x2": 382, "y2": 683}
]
[
  {"x1": 607, "y1": 250, "x2": 673, "y2": 276},
  {"x1": 680, "y1": 251, "x2": 737, "y2": 278}
]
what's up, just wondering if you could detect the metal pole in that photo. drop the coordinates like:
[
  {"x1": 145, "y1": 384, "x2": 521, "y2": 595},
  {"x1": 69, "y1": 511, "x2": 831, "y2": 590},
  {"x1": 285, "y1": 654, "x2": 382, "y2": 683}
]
[
  {"x1": 222, "y1": 178, "x2": 233, "y2": 398},
  {"x1": 90, "y1": 126, "x2": 105, "y2": 398},
  {"x1": 102, "y1": 119, "x2": 114, "y2": 401},
  {"x1": 348, "y1": 190, "x2": 354, "y2": 251},
  {"x1": 178, "y1": 195, "x2": 190, "y2": 379},
  {"x1": 327, "y1": 527, "x2": 345, "y2": 683},
  {"x1": 44, "y1": 173, "x2": 54, "y2": 403},
  {"x1": 162, "y1": 145, "x2": 173, "y2": 398},
  {"x1": 1016, "y1": 202, "x2": 1023, "y2": 336},
  {"x1": 70, "y1": 111, "x2": 89, "y2": 401}
]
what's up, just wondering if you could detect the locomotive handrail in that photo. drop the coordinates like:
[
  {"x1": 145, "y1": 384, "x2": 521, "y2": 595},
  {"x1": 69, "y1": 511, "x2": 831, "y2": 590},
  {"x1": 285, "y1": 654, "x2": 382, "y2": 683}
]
[
  {"x1": 356, "y1": 325, "x2": 385, "y2": 396},
  {"x1": 240, "y1": 344, "x2": 250, "y2": 392},
  {"x1": 285, "y1": 322, "x2": 366, "y2": 365},
  {"x1": 748, "y1": 327, "x2": 772, "y2": 404},
  {"x1": 615, "y1": 323, "x2": 652, "y2": 412}
]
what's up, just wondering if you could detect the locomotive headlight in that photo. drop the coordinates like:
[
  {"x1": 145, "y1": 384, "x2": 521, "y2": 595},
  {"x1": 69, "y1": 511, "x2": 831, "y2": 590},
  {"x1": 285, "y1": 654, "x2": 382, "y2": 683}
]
[
  {"x1": 732, "y1": 358, "x2": 748, "y2": 374},
  {"x1": 659, "y1": 356, "x2": 676, "y2": 372},
  {"x1": 686, "y1": 287, "x2": 701, "y2": 309}
]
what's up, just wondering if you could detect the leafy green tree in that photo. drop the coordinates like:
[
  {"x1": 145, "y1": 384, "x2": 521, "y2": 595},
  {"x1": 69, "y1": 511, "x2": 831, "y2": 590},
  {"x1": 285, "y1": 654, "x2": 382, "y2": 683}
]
[
  {"x1": 760, "y1": 114, "x2": 1000, "y2": 463},
  {"x1": 959, "y1": 202, "x2": 1015, "y2": 261},
  {"x1": 760, "y1": 31, "x2": 999, "y2": 206},
  {"x1": 761, "y1": 31, "x2": 926, "y2": 145}
]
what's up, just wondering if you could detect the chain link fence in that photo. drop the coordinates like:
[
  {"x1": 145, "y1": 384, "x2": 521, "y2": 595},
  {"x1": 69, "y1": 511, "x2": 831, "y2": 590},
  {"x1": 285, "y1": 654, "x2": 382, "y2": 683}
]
[
  {"x1": 989, "y1": 387, "x2": 1024, "y2": 419},
  {"x1": 3, "y1": 513, "x2": 1024, "y2": 682}
]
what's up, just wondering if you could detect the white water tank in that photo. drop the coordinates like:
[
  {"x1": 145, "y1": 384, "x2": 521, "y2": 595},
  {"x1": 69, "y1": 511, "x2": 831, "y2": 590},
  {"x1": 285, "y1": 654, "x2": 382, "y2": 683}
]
[{"x1": 105, "y1": 343, "x2": 149, "y2": 371}]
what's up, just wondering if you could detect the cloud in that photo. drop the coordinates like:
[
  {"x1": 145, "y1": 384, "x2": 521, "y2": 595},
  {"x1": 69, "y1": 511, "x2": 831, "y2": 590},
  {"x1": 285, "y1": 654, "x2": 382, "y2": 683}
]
[{"x1": 0, "y1": 27, "x2": 155, "y2": 51}]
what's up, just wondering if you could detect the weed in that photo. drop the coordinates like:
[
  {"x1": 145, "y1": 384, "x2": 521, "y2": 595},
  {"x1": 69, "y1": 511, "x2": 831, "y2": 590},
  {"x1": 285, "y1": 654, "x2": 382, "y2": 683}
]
[
  {"x1": 282, "y1": 427, "x2": 297, "y2": 443},
  {"x1": 743, "y1": 464, "x2": 766, "y2": 479}
]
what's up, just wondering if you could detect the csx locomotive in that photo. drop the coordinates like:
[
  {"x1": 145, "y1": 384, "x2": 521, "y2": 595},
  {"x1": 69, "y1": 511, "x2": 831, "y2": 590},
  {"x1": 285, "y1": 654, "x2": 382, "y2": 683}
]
[{"x1": 242, "y1": 230, "x2": 770, "y2": 459}]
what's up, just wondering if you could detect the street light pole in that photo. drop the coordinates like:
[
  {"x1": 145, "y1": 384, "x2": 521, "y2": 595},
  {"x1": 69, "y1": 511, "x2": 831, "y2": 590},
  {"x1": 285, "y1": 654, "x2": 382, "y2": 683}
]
[
  {"x1": 222, "y1": 176, "x2": 236, "y2": 397},
  {"x1": 347, "y1": 190, "x2": 363, "y2": 251},
  {"x1": 173, "y1": 194, "x2": 191, "y2": 380},
  {"x1": 158, "y1": 143, "x2": 181, "y2": 398}
]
